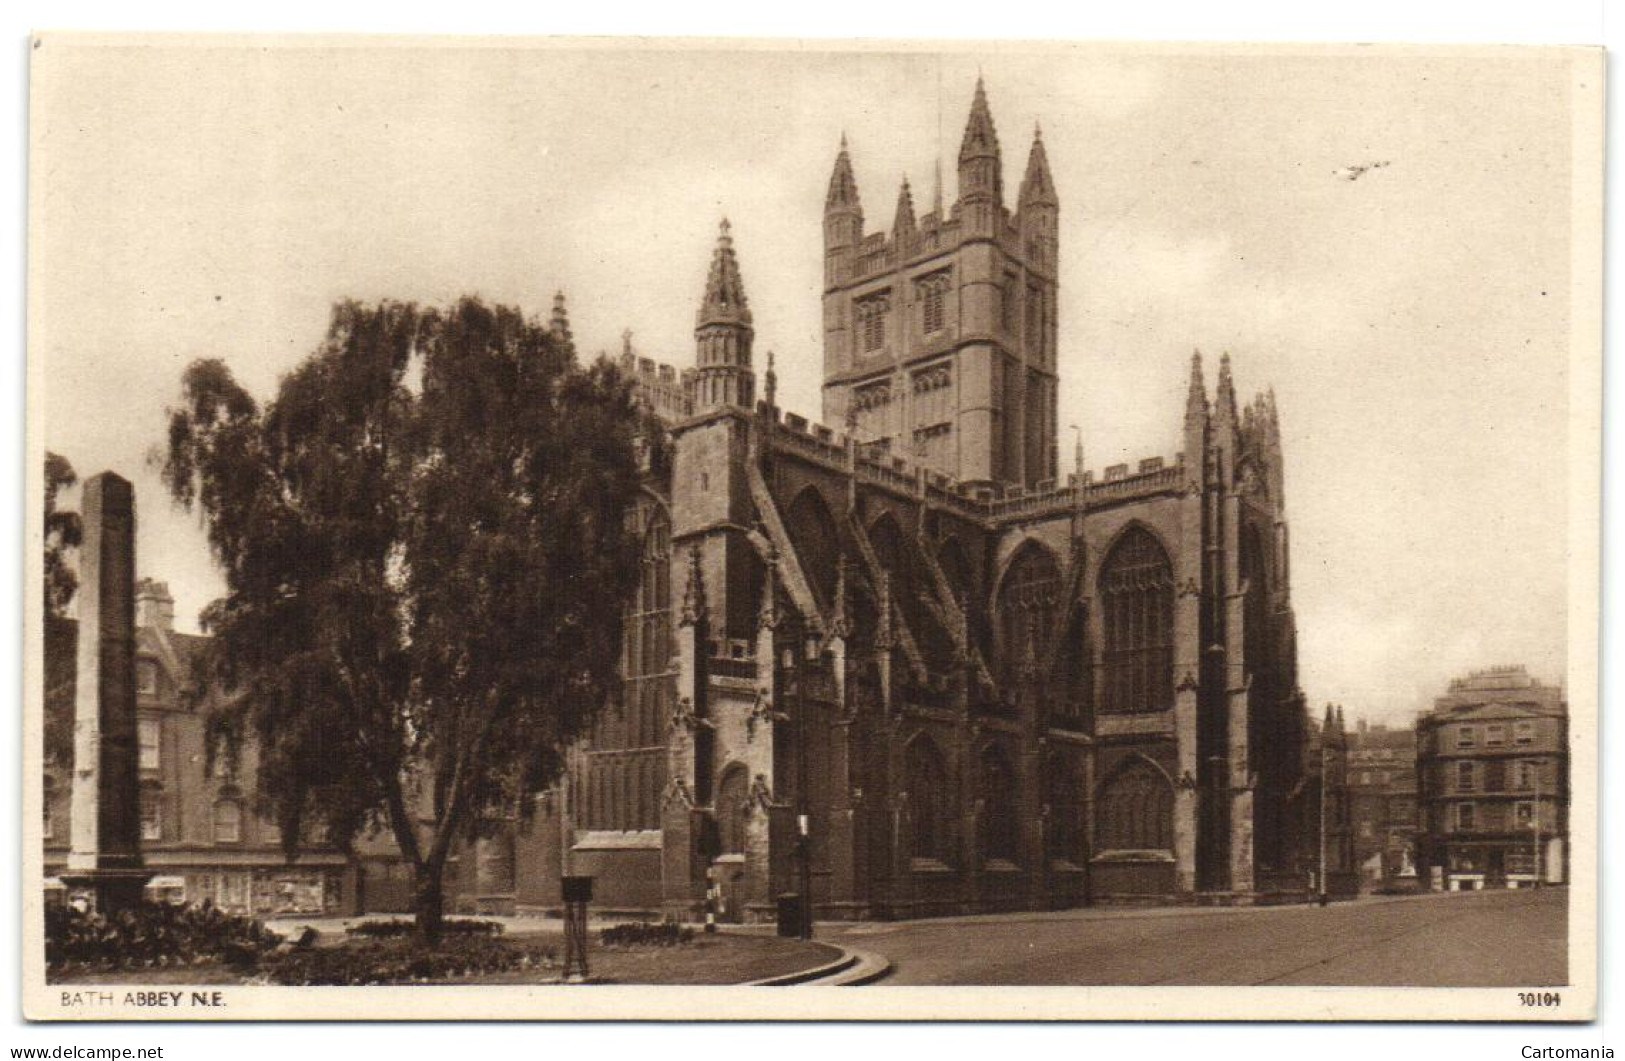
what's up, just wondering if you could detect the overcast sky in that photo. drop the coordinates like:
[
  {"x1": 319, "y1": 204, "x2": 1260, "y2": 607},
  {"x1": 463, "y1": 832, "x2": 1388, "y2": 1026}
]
[{"x1": 32, "y1": 41, "x2": 1585, "y2": 726}]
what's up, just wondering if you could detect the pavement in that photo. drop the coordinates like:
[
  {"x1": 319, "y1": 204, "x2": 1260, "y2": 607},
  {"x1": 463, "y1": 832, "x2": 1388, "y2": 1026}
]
[{"x1": 811, "y1": 886, "x2": 1568, "y2": 986}]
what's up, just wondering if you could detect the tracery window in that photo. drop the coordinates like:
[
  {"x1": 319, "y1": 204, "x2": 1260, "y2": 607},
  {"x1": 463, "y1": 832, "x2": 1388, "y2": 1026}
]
[
  {"x1": 855, "y1": 293, "x2": 891, "y2": 354},
  {"x1": 997, "y1": 543, "x2": 1061, "y2": 689},
  {"x1": 917, "y1": 271, "x2": 950, "y2": 335},
  {"x1": 786, "y1": 490, "x2": 840, "y2": 612},
  {"x1": 1098, "y1": 527, "x2": 1175, "y2": 714},
  {"x1": 622, "y1": 508, "x2": 673, "y2": 753},
  {"x1": 1096, "y1": 759, "x2": 1173, "y2": 851}
]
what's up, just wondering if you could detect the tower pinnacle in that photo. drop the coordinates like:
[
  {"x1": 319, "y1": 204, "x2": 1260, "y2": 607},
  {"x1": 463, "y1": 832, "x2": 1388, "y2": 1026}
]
[
  {"x1": 957, "y1": 77, "x2": 1003, "y2": 208},
  {"x1": 892, "y1": 175, "x2": 917, "y2": 242},
  {"x1": 1018, "y1": 122, "x2": 1058, "y2": 211},
  {"x1": 825, "y1": 136, "x2": 862, "y2": 213},
  {"x1": 697, "y1": 218, "x2": 752, "y2": 328},
  {"x1": 693, "y1": 218, "x2": 755, "y2": 412},
  {"x1": 549, "y1": 290, "x2": 572, "y2": 348}
]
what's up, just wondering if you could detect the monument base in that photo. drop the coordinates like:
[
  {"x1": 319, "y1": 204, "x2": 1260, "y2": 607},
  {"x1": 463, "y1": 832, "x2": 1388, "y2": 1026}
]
[{"x1": 59, "y1": 869, "x2": 152, "y2": 915}]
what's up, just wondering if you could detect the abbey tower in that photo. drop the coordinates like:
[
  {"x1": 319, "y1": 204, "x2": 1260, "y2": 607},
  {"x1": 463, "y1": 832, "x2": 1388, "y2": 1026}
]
[{"x1": 821, "y1": 80, "x2": 1060, "y2": 490}]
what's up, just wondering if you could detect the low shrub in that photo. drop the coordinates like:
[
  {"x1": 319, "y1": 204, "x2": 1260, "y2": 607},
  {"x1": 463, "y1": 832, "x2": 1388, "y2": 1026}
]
[
  {"x1": 46, "y1": 900, "x2": 282, "y2": 975},
  {"x1": 262, "y1": 935, "x2": 555, "y2": 985},
  {"x1": 346, "y1": 918, "x2": 503, "y2": 938},
  {"x1": 599, "y1": 921, "x2": 694, "y2": 948}
]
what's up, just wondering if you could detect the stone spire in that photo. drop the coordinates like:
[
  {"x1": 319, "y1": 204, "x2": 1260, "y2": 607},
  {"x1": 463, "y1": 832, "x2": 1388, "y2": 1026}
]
[
  {"x1": 697, "y1": 218, "x2": 752, "y2": 329},
  {"x1": 1186, "y1": 350, "x2": 1209, "y2": 420},
  {"x1": 1018, "y1": 121, "x2": 1058, "y2": 211},
  {"x1": 957, "y1": 77, "x2": 1003, "y2": 208},
  {"x1": 959, "y1": 76, "x2": 1000, "y2": 164},
  {"x1": 826, "y1": 133, "x2": 862, "y2": 213},
  {"x1": 824, "y1": 134, "x2": 866, "y2": 285},
  {"x1": 693, "y1": 219, "x2": 755, "y2": 412},
  {"x1": 764, "y1": 349, "x2": 778, "y2": 409},
  {"x1": 1215, "y1": 352, "x2": 1239, "y2": 427},
  {"x1": 549, "y1": 290, "x2": 573, "y2": 349},
  {"x1": 892, "y1": 175, "x2": 917, "y2": 243}
]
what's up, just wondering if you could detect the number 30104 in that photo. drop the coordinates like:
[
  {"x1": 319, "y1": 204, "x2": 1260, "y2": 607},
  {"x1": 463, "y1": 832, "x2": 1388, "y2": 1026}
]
[{"x1": 1519, "y1": 992, "x2": 1562, "y2": 1007}]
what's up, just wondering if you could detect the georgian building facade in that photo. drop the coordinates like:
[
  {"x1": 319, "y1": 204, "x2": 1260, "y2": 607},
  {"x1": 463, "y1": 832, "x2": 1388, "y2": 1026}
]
[
  {"x1": 489, "y1": 80, "x2": 1319, "y2": 921},
  {"x1": 1416, "y1": 666, "x2": 1568, "y2": 891}
]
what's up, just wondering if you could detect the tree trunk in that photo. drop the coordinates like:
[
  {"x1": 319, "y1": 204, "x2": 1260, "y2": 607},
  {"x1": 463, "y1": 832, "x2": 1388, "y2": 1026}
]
[{"x1": 413, "y1": 862, "x2": 447, "y2": 946}]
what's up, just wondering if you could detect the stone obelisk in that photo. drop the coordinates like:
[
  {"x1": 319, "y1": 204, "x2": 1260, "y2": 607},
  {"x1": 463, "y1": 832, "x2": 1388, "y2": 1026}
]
[{"x1": 61, "y1": 472, "x2": 150, "y2": 912}]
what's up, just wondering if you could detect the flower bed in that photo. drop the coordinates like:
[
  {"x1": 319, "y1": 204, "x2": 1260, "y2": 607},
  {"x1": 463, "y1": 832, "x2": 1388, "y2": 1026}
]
[
  {"x1": 260, "y1": 935, "x2": 556, "y2": 985},
  {"x1": 599, "y1": 921, "x2": 695, "y2": 948},
  {"x1": 46, "y1": 900, "x2": 283, "y2": 975},
  {"x1": 345, "y1": 918, "x2": 503, "y2": 938}
]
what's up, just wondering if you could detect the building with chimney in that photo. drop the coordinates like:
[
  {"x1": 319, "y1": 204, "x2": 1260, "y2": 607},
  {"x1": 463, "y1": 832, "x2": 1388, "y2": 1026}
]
[
  {"x1": 490, "y1": 79, "x2": 1318, "y2": 920},
  {"x1": 1416, "y1": 666, "x2": 1568, "y2": 891}
]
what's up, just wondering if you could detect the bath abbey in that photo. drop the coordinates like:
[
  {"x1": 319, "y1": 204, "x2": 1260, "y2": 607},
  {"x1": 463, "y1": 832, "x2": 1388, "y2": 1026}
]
[
  {"x1": 489, "y1": 78, "x2": 1319, "y2": 921},
  {"x1": 44, "y1": 78, "x2": 1330, "y2": 923}
]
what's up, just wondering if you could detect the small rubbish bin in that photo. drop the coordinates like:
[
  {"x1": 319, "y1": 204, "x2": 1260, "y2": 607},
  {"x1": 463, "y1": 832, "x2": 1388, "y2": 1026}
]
[{"x1": 776, "y1": 893, "x2": 803, "y2": 938}]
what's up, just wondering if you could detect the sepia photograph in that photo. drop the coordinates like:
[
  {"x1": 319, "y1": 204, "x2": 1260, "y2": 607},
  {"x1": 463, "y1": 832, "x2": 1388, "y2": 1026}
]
[{"x1": 22, "y1": 35, "x2": 1601, "y2": 1021}]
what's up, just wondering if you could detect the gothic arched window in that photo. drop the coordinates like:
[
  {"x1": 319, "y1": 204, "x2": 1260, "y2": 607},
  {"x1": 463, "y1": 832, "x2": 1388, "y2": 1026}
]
[
  {"x1": 869, "y1": 515, "x2": 953, "y2": 672},
  {"x1": 918, "y1": 271, "x2": 950, "y2": 335},
  {"x1": 1098, "y1": 527, "x2": 1175, "y2": 714},
  {"x1": 906, "y1": 736, "x2": 953, "y2": 863},
  {"x1": 622, "y1": 507, "x2": 673, "y2": 754},
  {"x1": 997, "y1": 542, "x2": 1062, "y2": 688},
  {"x1": 1096, "y1": 759, "x2": 1173, "y2": 852},
  {"x1": 978, "y1": 745, "x2": 1020, "y2": 865},
  {"x1": 786, "y1": 489, "x2": 840, "y2": 613}
]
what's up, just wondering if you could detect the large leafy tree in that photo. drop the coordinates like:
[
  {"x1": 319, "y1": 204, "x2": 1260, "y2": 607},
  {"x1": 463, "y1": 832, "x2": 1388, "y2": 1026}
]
[
  {"x1": 162, "y1": 298, "x2": 644, "y2": 940},
  {"x1": 44, "y1": 451, "x2": 82, "y2": 620},
  {"x1": 44, "y1": 451, "x2": 83, "y2": 767}
]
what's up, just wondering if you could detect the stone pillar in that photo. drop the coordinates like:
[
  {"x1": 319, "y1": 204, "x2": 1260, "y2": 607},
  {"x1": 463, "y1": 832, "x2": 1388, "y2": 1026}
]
[
  {"x1": 64, "y1": 473, "x2": 150, "y2": 912},
  {"x1": 1223, "y1": 486, "x2": 1255, "y2": 896},
  {"x1": 1172, "y1": 472, "x2": 1204, "y2": 893}
]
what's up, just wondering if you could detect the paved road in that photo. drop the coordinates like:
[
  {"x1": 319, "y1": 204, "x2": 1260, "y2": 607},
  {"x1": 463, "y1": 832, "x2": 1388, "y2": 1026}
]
[{"x1": 822, "y1": 886, "x2": 1567, "y2": 986}]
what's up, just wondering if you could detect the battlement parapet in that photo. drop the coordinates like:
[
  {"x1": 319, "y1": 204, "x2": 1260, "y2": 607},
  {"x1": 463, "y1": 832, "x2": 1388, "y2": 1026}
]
[
  {"x1": 763, "y1": 402, "x2": 1182, "y2": 523},
  {"x1": 615, "y1": 343, "x2": 695, "y2": 421},
  {"x1": 835, "y1": 206, "x2": 1054, "y2": 287}
]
